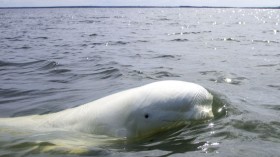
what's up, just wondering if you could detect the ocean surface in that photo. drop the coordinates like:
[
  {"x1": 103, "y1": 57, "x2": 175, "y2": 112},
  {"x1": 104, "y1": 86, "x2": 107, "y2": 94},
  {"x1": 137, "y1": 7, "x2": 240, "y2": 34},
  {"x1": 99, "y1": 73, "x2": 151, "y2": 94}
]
[{"x1": 0, "y1": 8, "x2": 279, "y2": 156}]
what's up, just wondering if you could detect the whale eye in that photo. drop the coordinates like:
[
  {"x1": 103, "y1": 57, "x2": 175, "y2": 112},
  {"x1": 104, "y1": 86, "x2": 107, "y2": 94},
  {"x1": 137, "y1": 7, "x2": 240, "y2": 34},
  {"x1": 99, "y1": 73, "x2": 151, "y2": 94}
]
[{"x1": 144, "y1": 114, "x2": 149, "y2": 119}]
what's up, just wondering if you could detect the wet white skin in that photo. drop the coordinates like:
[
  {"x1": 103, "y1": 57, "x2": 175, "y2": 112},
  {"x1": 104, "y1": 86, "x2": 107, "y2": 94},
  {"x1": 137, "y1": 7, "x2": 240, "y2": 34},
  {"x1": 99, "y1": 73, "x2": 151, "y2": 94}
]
[{"x1": 0, "y1": 80, "x2": 213, "y2": 138}]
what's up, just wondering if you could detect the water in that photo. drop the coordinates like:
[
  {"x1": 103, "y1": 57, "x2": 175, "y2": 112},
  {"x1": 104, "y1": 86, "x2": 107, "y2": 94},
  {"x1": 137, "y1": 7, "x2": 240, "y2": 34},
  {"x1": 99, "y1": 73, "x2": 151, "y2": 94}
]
[{"x1": 0, "y1": 8, "x2": 279, "y2": 156}]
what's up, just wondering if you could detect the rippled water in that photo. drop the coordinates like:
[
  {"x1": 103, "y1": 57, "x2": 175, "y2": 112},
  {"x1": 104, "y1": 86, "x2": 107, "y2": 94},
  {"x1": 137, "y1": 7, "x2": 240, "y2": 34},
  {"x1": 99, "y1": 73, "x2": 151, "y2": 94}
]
[{"x1": 0, "y1": 8, "x2": 279, "y2": 156}]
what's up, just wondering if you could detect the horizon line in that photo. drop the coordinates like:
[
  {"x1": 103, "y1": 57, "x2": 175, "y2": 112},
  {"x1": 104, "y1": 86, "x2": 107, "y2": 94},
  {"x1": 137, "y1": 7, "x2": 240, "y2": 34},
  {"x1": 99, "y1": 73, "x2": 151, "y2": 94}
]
[{"x1": 0, "y1": 5, "x2": 280, "y2": 9}]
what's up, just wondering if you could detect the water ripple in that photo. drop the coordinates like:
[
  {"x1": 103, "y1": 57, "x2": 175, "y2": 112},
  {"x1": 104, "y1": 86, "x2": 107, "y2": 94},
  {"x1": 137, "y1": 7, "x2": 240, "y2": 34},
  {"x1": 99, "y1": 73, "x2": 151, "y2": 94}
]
[
  {"x1": 151, "y1": 71, "x2": 180, "y2": 79},
  {"x1": 171, "y1": 38, "x2": 189, "y2": 42},
  {"x1": 108, "y1": 41, "x2": 130, "y2": 46},
  {"x1": 32, "y1": 36, "x2": 48, "y2": 40},
  {"x1": 79, "y1": 20, "x2": 99, "y2": 23},
  {"x1": 231, "y1": 120, "x2": 280, "y2": 142},
  {"x1": 267, "y1": 85, "x2": 280, "y2": 90},
  {"x1": 252, "y1": 39, "x2": 279, "y2": 44},
  {"x1": 0, "y1": 60, "x2": 44, "y2": 67},
  {"x1": 167, "y1": 31, "x2": 211, "y2": 36},
  {"x1": 93, "y1": 68, "x2": 123, "y2": 79},
  {"x1": 89, "y1": 33, "x2": 98, "y2": 37},
  {"x1": 153, "y1": 55, "x2": 176, "y2": 59},
  {"x1": 199, "y1": 71, "x2": 248, "y2": 85},
  {"x1": 38, "y1": 61, "x2": 59, "y2": 70},
  {"x1": 257, "y1": 63, "x2": 279, "y2": 67},
  {"x1": 0, "y1": 88, "x2": 38, "y2": 98}
]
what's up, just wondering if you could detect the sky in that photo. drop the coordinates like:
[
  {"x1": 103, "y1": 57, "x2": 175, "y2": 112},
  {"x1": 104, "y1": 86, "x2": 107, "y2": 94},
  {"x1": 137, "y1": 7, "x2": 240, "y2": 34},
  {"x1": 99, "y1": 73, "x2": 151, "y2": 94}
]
[{"x1": 0, "y1": 0, "x2": 279, "y2": 7}]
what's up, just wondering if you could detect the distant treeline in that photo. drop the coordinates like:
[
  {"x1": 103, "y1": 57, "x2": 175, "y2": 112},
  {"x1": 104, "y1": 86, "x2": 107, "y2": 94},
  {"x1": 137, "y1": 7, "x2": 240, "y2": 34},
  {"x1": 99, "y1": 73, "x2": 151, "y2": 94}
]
[
  {"x1": 180, "y1": 6, "x2": 280, "y2": 9},
  {"x1": 0, "y1": 6, "x2": 279, "y2": 9}
]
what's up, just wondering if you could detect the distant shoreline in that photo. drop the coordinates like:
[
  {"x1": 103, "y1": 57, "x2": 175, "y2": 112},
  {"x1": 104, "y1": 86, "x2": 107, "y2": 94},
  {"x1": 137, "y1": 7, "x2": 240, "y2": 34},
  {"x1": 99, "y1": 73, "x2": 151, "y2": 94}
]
[{"x1": 0, "y1": 6, "x2": 279, "y2": 9}]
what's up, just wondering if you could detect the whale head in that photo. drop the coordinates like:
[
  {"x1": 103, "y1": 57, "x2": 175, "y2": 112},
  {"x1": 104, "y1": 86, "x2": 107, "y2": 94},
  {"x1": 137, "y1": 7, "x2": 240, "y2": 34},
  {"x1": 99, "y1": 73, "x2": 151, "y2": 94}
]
[{"x1": 123, "y1": 80, "x2": 214, "y2": 138}]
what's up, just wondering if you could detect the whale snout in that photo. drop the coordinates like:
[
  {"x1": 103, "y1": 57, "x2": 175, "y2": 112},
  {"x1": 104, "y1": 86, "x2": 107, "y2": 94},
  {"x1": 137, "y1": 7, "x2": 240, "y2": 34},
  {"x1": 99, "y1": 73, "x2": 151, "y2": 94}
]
[{"x1": 187, "y1": 88, "x2": 214, "y2": 120}]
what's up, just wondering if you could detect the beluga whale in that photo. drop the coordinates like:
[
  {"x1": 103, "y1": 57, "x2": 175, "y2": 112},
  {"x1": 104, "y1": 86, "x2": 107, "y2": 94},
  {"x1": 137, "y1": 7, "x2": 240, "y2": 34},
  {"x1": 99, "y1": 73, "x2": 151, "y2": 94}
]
[{"x1": 0, "y1": 80, "x2": 213, "y2": 139}]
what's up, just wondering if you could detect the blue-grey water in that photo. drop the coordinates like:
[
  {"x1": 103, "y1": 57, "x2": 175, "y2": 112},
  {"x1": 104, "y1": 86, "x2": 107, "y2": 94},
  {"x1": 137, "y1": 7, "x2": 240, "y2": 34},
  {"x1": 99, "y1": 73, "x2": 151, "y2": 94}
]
[{"x1": 0, "y1": 8, "x2": 279, "y2": 156}]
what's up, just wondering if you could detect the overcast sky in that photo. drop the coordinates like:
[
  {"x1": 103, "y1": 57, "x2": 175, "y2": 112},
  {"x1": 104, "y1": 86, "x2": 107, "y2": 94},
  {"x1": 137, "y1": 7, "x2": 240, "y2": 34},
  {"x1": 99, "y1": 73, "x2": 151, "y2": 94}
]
[{"x1": 0, "y1": 0, "x2": 279, "y2": 7}]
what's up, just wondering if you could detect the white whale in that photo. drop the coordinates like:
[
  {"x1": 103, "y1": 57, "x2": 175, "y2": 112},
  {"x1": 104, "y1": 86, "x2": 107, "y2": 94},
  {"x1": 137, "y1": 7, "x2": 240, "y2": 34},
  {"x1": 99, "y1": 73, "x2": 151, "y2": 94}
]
[{"x1": 0, "y1": 80, "x2": 213, "y2": 139}]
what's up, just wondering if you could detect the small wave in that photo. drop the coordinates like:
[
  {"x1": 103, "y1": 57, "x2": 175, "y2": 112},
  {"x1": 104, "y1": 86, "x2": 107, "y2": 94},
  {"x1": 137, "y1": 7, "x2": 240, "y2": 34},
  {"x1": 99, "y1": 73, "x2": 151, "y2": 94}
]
[
  {"x1": 91, "y1": 42, "x2": 104, "y2": 46},
  {"x1": 126, "y1": 70, "x2": 145, "y2": 80},
  {"x1": 91, "y1": 16, "x2": 110, "y2": 19},
  {"x1": 209, "y1": 76, "x2": 247, "y2": 85},
  {"x1": 158, "y1": 18, "x2": 170, "y2": 21},
  {"x1": 128, "y1": 69, "x2": 180, "y2": 80},
  {"x1": 38, "y1": 61, "x2": 58, "y2": 70},
  {"x1": 113, "y1": 15, "x2": 125, "y2": 19},
  {"x1": 199, "y1": 70, "x2": 218, "y2": 75},
  {"x1": 152, "y1": 54, "x2": 181, "y2": 61},
  {"x1": 90, "y1": 62, "x2": 124, "y2": 79},
  {"x1": 252, "y1": 40, "x2": 279, "y2": 44},
  {"x1": 154, "y1": 55, "x2": 176, "y2": 59},
  {"x1": 109, "y1": 41, "x2": 130, "y2": 46},
  {"x1": 49, "y1": 69, "x2": 71, "y2": 74},
  {"x1": 93, "y1": 68, "x2": 122, "y2": 79},
  {"x1": 4, "y1": 36, "x2": 23, "y2": 41},
  {"x1": 267, "y1": 85, "x2": 280, "y2": 90},
  {"x1": 89, "y1": 33, "x2": 98, "y2": 37},
  {"x1": 83, "y1": 55, "x2": 103, "y2": 62},
  {"x1": 43, "y1": 27, "x2": 56, "y2": 30},
  {"x1": 79, "y1": 20, "x2": 96, "y2": 23},
  {"x1": 154, "y1": 66, "x2": 173, "y2": 70},
  {"x1": 54, "y1": 44, "x2": 70, "y2": 47},
  {"x1": 167, "y1": 31, "x2": 211, "y2": 36},
  {"x1": 0, "y1": 88, "x2": 38, "y2": 98},
  {"x1": 32, "y1": 37, "x2": 48, "y2": 40},
  {"x1": 14, "y1": 45, "x2": 32, "y2": 49},
  {"x1": 200, "y1": 71, "x2": 248, "y2": 85},
  {"x1": 95, "y1": 61, "x2": 119, "y2": 67},
  {"x1": 218, "y1": 38, "x2": 240, "y2": 42},
  {"x1": 257, "y1": 63, "x2": 279, "y2": 67},
  {"x1": 80, "y1": 44, "x2": 88, "y2": 47},
  {"x1": 135, "y1": 40, "x2": 149, "y2": 43},
  {"x1": 262, "y1": 29, "x2": 280, "y2": 34},
  {"x1": 252, "y1": 54, "x2": 270, "y2": 57},
  {"x1": 0, "y1": 60, "x2": 17, "y2": 67},
  {"x1": 188, "y1": 31, "x2": 211, "y2": 34},
  {"x1": 49, "y1": 79, "x2": 69, "y2": 83},
  {"x1": 231, "y1": 119, "x2": 280, "y2": 141},
  {"x1": 0, "y1": 60, "x2": 44, "y2": 67},
  {"x1": 171, "y1": 38, "x2": 189, "y2": 42},
  {"x1": 152, "y1": 71, "x2": 180, "y2": 78},
  {"x1": 265, "y1": 104, "x2": 280, "y2": 111}
]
